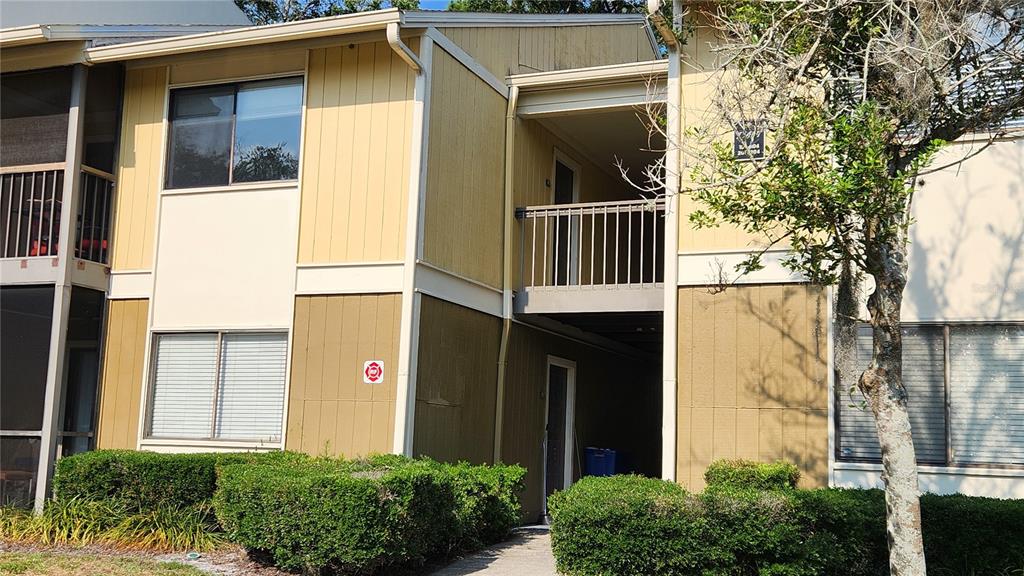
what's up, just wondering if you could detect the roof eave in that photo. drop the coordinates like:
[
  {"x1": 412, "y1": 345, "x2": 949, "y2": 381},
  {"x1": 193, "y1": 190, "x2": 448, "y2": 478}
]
[{"x1": 84, "y1": 8, "x2": 402, "y2": 64}]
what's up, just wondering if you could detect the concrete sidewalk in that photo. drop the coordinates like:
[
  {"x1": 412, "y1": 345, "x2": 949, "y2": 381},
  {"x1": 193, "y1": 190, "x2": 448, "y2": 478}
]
[{"x1": 427, "y1": 527, "x2": 557, "y2": 576}]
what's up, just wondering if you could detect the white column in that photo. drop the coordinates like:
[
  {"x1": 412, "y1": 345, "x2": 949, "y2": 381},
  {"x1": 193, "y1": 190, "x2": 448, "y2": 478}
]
[
  {"x1": 34, "y1": 64, "x2": 88, "y2": 512},
  {"x1": 661, "y1": 0, "x2": 683, "y2": 483},
  {"x1": 394, "y1": 34, "x2": 433, "y2": 456}
]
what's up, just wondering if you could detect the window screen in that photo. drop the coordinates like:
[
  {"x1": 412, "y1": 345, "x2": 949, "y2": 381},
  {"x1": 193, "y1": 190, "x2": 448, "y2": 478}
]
[
  {"x1": 949, "y1": 325, "x2": 1024, "y2": 465},
  {"x1": 148, "y1": 332, "x2": 286, "y2": 442},
  {"x1": 838, "y1": 325, "x2": 947, "y2": 463},
  {"x1": 165, "y1": 77, "x2": 302, "y2": 189}
]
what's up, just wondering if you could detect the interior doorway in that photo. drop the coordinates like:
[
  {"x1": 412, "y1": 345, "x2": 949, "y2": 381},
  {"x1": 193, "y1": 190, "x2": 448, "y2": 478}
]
[
  {"x1": 552, "y1": 151, "x2": 580, "y2": 286},
  {"x1": 543, "y1": 355, "x2": 576, "y2": 518}
]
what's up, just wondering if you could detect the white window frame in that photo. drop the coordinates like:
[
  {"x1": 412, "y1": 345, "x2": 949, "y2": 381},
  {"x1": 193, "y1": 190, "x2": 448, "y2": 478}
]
[
  {"x1": 143, "y1": 329, "x2": 288, "y2": 444},
  {"x1": 835, "y1": 321, "x2": 1024, "y2": 471}
]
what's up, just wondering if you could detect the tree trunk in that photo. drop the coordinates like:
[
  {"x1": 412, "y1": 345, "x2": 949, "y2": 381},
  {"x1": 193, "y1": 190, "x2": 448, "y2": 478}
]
[
  {"x1": 859, "y1": 235, "x2": 926, "y2": 576},
  {"x1": 834, "y1": 260, "x2": 861, "y2": 404}
]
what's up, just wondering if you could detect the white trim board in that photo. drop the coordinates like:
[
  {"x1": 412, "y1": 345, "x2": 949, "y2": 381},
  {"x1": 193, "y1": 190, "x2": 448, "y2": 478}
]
[
  {"x1": 414, "y1": 261, "x2": 503, "y2": 318},
  {"x1": 832, "y1": 462, "x2": 1024, "y2": 499},
  {"x1": 425, "y1": 27, "x2": 508, "y2": 98},
  {"x1": 294, "y1": 262, "x2": 404, "y2": 295},
  {"x1": 677, "y1": 250, "x2": 805, "y2": 286},
  {"x1": 517, "y1": 82, "x2": 665, "y2": 118},
  {"x1": 0, "y1": 259, "x2": 60, "y2": 285}
]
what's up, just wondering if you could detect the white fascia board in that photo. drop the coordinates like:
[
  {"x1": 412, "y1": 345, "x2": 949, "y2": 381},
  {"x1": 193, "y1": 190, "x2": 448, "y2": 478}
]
[
  {"x1": 0, "y1": 25, "x2": 48, "y2": 48},
  {"x1": 85, "y1": 9, "x2": 402, "y2": 63},
  {"x1": 508, "y1": 59, "x2": 668, "y2": 90},
  {"x1": 403, "y1": 11, "x2": 648, "y2": 28}
]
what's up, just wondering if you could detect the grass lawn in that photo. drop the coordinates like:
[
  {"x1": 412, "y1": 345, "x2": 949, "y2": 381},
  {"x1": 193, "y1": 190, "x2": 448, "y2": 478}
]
[{"x1": 0, "y1": 552, "x2": 207, "y2": 576}]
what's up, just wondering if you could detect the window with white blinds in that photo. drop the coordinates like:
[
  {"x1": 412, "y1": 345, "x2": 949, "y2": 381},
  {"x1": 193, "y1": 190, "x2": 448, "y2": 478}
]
[
  {"x1": 837, "y1": 323, "x2": 1023, "y2": 468},
  {"x1": 838, "y1": 325, "x2": 947, "y2": 463},
  {"x1": 949, "y1": 325, "x2": 1024, "y2": 465},
  {"x1": 147, "y1": 332, "x2": 287, "y2": 442}
]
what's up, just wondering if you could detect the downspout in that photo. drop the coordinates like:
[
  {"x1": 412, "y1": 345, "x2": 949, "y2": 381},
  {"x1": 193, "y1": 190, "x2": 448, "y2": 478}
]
[
  {"x1": 386, "y1": 22, "x2": 422, "y2": 72},
  {"x1": 493, "y1": 85, "x2": 519, "y2": 464}
]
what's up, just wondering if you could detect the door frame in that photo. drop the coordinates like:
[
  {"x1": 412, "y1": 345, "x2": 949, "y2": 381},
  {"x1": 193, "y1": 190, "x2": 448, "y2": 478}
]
[
  {"x1": 551, "y1": 149, "x2": 581, "y2": 285},
  {"x1": 543, "y1": 354, "x2": 577, "y2": 508}
]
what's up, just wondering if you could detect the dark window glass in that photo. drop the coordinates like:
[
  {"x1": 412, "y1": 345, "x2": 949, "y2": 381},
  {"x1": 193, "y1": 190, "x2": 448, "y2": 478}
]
[
  {"x1": 165, "y1": 77, "x2": 302, "y2": 189},
  {"x1": 0, "y1": 286, "x2": 54, "y2": 431},
  {"x1": 0, "y1": 436, "x2": 40, "y2": 507},
  {"x1": 232, "y1": 78, "x2": 302, "y2": 183},
  {"x1": 82, "y1": 63, "x2": 123, "y2": 174},
  {"x1": 166, "y1": 85, "x2": 234, "y2": 189}
]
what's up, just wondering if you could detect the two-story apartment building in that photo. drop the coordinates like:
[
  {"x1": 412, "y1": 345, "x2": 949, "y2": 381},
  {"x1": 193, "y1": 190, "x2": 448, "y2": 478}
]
[{"x1": 2, "y1": 3, "x2": 1020, "y2": 518}]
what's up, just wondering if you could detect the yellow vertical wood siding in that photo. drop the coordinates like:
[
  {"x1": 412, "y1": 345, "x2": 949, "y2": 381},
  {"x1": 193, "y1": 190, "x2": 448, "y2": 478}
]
[
  {"x1": 438, "y1": 24, "x2": 657, "y2": 79},
  {"x1": 298, "y1": 40, "x2": 416, "y2": 264},
  {"x1": 678, "y1": 19, "x2": 765, "y2": 253},
  {"x1": 112, "y1": 67, "x2": 167, "y2": 271},
  {"x1": 286, "y1": 294, "x2": 401, "y2": 457},
  {"x1": 168, "y1": 46, "x2": 306, "y2": 85},
  {"x1": 422, "y1": 47, "x2": 507, "y2": 288},
  {"x1": 501, "y1": 324, "x2": 661, "y2": 522},
  {"x1": 96, "y1": 299, "x2": 149, "y2": 450},
  {"x1": 676, "y1": 285, "x2": 829, "y2": 490},
  {"x1": 412, "y1": 295, "x2": 503, "y2": 465}
]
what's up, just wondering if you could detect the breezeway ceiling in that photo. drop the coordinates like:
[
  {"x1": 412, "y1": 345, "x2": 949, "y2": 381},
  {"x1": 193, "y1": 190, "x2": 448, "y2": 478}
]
[{"x1": 540, "y1": 108, "x2": 665, "y2": 192}]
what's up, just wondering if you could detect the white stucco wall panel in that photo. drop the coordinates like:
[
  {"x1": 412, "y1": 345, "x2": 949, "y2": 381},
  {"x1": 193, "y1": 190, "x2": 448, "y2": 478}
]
[
  {"x1": 902, "y1": 137, "x2": 1024, "y2": 322},
  {"x1": 151, "y1": 187, "x2": 299, "y2": 330}
]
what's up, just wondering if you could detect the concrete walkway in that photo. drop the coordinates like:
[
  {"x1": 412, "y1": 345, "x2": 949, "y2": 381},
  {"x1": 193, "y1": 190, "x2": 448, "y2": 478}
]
[{"x1": 428, "y1": 527, "x2": 557, "y2": 576}]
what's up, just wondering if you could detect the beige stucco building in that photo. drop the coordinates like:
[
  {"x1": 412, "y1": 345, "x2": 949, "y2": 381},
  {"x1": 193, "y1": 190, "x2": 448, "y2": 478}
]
[{"x1": 1, "y1": 3, "x2": 1020, "y2": 517}]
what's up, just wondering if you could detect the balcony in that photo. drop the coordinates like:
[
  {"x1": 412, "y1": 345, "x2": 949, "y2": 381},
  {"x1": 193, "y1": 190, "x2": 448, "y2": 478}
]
[
  {"x1": 515, "y1": 197, "x2": 665, "y2": 314},
  {"x1": 1, "y1": 164, "x2": 115, "y2": 286}
]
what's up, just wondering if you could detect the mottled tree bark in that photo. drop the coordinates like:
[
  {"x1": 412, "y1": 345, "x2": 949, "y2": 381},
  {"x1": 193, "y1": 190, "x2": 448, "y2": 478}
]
[{"x1": 859, "y1": 231, "x2": 926, "y2": 576}]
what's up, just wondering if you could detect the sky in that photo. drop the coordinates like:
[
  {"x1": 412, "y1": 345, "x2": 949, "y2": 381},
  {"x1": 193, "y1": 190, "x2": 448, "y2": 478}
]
[{"x1": 418, "y1": 0, "x2": 452, "y2": 9}]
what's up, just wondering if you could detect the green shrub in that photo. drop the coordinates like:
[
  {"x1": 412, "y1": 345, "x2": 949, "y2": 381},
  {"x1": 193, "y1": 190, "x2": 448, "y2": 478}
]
[
  {"x1": 704, "y1": 459, "x2": 800, "y2": 491},
  {"x1": 214, "y1": 460, "x2": 459, "y2": 573},
  {"x1": 52, "y1": 449, "x2": 307, "y2": 511},
  {"x1": 550, "y1": 470, "x2": 1024, "y2": 576},
  {"x1": 920, "y1": 493, "x2": 1024, "y2": 574}
]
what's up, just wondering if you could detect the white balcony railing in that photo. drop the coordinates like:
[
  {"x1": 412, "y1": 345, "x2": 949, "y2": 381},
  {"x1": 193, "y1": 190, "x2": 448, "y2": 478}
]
[{"x1": 517, "y1": 197, "x2": 666, "y2": 290}]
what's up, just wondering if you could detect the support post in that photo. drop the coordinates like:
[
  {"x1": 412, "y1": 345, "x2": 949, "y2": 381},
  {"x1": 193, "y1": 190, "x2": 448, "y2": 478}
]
[
  {"x1": 34, "y1": 64, "x2": 88, "y2": 512},
  {"x1": 394, "y1": 34, "x2": 432, "y2": 456},
  {"x1": 661, "y1": 0, "x2": 683, "y2": 483}
]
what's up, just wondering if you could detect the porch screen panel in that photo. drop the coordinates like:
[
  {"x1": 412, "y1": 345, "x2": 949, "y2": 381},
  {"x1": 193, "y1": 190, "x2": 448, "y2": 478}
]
[
  {"x1": 148, "y1": 333, "x2": 217, "y2": 438},
  {"x1": 838, "y1": 325, "x2": 946, "y2": 463},
  {"x1": 215, "y1": 333, "x2": 287, "y2": 441},
  {"x1": 949, "y1": 325, "x2": 1024, "y2": 465}
]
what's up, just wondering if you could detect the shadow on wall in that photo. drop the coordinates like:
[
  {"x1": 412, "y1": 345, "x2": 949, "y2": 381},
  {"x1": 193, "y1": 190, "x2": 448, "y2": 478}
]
[
  {"x1": 906, "y1": 138, "x2": 1024, "y2": 321},
  {"x1": 738, "y1": 285, "x2": 829, "y2": 488}
]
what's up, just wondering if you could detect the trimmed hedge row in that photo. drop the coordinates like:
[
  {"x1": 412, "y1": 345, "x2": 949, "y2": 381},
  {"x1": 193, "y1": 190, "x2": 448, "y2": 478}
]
[
  {"x1": 52, "y1": 449, "x2": 307, "y2": 510},
  {"x1": 549, "y1": 471, "x2": 1024, "y2": 576},
  {"x1": 213, "y1": 455, "x2": 525, "y2": 574},
  {"x1": 704, "y1": 459, "x2": 800, "y2": 491}
]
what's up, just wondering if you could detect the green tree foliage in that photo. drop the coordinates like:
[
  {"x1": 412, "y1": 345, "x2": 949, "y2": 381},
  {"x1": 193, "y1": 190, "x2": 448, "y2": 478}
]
[
  {"x1": 676, "y1": 2, "x2": 1022, "y2": 573},
  {"x1": 235, "y1": 0, "x2": 420, "y2": 25}
]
